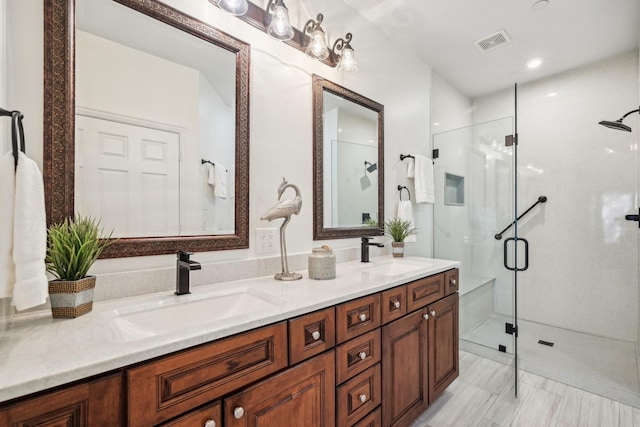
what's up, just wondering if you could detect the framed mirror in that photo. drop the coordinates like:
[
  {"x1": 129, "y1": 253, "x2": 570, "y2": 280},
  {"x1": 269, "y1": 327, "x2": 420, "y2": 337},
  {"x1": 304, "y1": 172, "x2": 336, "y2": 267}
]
[
  {"x1": 312, "y1": 75, "x2": 384, "y2": 240},
  {"x1": 44, "y1": 0, "x2": 250, "y2": 257}
]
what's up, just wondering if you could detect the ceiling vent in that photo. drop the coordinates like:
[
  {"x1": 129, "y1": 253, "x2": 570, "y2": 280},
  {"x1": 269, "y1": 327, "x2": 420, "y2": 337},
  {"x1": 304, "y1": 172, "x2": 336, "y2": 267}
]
[{"x1": 474, "y1": 30, "x2": 511, "y2": 52}]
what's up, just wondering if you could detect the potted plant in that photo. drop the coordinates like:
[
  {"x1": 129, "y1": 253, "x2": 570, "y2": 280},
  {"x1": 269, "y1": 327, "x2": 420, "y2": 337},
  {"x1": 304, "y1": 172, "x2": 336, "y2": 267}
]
[
  {"x1": 385, "y1": 217, "x2": 417, "y2": 257},
  {"x1": 46, "y1": 215, "x2": 114, "y2": 318}
]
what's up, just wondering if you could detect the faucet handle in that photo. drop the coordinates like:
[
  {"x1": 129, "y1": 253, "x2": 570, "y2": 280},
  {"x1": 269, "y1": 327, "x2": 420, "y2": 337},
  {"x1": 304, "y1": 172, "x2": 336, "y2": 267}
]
[
  {"x1": 178, "y1": 251, "x2": 193, "y2": 261},
  {"x1": 361, "y1": 236, "x2": 371, "y2": 243}
]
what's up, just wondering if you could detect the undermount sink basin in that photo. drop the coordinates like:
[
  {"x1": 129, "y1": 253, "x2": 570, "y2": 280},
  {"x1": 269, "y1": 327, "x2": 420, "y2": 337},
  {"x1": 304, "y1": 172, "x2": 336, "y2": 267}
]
[
  {"x1": 110, "y1": 289, "x2": 281, "y2": 341},
  {"x1": 360, "y1": 259, "x2": 429, "y2": 277}
]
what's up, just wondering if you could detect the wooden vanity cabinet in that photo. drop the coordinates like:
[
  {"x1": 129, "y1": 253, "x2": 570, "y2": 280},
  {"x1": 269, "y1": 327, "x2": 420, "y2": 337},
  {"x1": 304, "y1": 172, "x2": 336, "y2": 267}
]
[
  {"x1": 224, "y1": 351, "x2": 335, "y2": 427},
  {"x1": 2, "y1": 268, "x2": 458, "y2": 427},
  {"x1": 0, "y1": 372, "x2": 123, "y2": 427},
  {"x1": 381, "y1": 270, "x2": 460, "y2": 427}
]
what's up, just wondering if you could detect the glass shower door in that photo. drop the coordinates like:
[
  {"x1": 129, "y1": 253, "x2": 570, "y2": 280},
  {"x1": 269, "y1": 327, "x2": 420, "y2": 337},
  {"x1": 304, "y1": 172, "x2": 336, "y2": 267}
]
[{"x1": 433, "y1": 117, "x2": 516, "y2": 356}]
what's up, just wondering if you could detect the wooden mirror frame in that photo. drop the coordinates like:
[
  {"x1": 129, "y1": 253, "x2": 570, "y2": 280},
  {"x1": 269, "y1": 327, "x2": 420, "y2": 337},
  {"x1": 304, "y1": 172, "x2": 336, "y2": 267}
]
[
  {"x1": 43, "y1": 0, "x2": 250, "y2": 257},
  {"x1": 312, "y1": 75, "x2": 384, "y2": 240}
]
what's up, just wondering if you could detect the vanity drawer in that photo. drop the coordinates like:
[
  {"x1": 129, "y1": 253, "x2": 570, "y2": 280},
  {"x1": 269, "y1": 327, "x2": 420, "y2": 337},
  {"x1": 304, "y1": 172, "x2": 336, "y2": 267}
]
[
  {"x1": 381, "y1": 286, "x2": 407, "y2": 325},
  {"x1": 336, "y1": 294, "x2": 381, "y2": 344},
  {"x1": 289, "y1": 306, "x2": 336, "y2": 365},
  {"x1": 406, "y1": 273, "x2": 445, "y2": 312},
  {"x1": 127, "y1": 322, "x2": 288, "y2": 426},
  {"x1": 336, "y1": 364, "x2": 381, "y2": 427},
  {"x1": 336, "y1": 329, "x2": 381, "y2": 384},
  {"x1": 352, "y1": 407, "x2": 381, "y2": 427},
  {"x1": 445, "y1": 268, "x2": 459, "y2": 295},
  {"x1": 161, "y1": 401, "x2": 221, "y2": 427}
]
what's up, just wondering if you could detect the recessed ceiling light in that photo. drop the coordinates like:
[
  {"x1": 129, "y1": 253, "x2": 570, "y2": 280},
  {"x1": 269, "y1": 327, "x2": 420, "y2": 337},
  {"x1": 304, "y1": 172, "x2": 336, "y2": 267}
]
[
  {"x1": 532, "y1": 0, "x2": 549, "y2": 11},
  {"x1": 546, "y1": 92, "x2": 557, "y2": 97},
  {"x1": 433, "y1": 122, "x2": 440, "y2": 126},
  {"x1": 527, "y1": 57, "x2": 543, "y2": 69}
]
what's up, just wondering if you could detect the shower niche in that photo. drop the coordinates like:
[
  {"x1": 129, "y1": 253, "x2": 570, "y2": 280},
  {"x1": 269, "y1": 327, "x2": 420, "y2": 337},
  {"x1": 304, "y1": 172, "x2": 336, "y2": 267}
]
[{"x1": 444, "y1": 172, "x2": 465, "y2": 206}]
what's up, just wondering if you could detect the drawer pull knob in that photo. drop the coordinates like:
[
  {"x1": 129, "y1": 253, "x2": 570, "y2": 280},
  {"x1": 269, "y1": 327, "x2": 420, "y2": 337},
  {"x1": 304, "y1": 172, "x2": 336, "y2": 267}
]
[
  {"x1": 423, "y1": 313, "x2": 429, "y2": 320},
  {"x1": 393, "y1": 301, "x2": 401, "y2": 309},
  {"x1": 451, "y1": 279, "x2": 457, "y2": 286},
  {"x1": 359, "y1": 394, "x2": 367, "y2": 403},
  {"x1": 431, "y1": 310, "x2": 436, "y2": 317},
  {"x1": 233, "y1": 407, "x2": 245, "y2": 419},
  {"x1": 204, "y1": 420, "x2": 217, "y2": 427},
  {"x1": 359, "y1": 351, "x2": 367, "y2": 360},
  {"x1": 311, "y1": 330, "x2": 321, "y2": 341},
  {"x1": 358, "y1": 313, "x2": 367, "y2": 322}
]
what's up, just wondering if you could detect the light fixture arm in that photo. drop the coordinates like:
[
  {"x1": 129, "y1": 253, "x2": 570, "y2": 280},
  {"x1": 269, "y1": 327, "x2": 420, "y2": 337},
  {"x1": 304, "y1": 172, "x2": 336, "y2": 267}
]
[
  {"x1": 620, "y1": 108, "x2": 640, "y2": 121},
  {"x1": 331, "y1": 33, "x2": 353, "y2": 55},
  {"x1": 303, "y1": 14, "x2": 324, "y2": 38}
]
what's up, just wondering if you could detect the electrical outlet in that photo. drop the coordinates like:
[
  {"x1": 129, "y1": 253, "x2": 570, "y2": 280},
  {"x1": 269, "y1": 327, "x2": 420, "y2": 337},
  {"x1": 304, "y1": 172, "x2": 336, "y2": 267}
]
[{"x1": 256, "y1": 228, "x2": 278, "y2": 254}]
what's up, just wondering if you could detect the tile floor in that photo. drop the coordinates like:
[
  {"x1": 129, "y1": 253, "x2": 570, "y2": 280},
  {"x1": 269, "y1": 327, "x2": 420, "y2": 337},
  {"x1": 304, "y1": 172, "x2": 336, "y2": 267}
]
[
  {"x1": 410, "y1": 351, "x2": 640, "y2": 427},
  {"x1": 461, "y1": 314, "x2": 640, "y2": 407}
]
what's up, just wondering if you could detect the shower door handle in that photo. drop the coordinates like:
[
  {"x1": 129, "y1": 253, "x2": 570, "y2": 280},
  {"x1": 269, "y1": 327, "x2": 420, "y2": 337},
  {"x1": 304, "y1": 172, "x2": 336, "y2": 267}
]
[
  {"x1": 503, "y1": 237, "x2": 529, "y2": 271},
  {"x1": 625, "y1": 208, "x2": 640, "y2": 228}
]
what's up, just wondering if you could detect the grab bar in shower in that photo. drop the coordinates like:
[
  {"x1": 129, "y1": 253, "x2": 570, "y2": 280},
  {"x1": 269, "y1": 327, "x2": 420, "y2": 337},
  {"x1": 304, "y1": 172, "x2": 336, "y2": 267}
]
[{"x1": 494, "y1": 195, "x2": 547, "y2": 240}]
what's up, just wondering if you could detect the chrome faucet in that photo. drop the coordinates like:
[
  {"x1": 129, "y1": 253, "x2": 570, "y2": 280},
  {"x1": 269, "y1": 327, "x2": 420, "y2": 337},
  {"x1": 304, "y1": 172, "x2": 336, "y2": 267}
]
[
  {"x1": 361, "y1": 237, "x2": 384, "y2": 263},
  {"x1": 176, "y1": 251, "x2": 201, "y2": 295}
]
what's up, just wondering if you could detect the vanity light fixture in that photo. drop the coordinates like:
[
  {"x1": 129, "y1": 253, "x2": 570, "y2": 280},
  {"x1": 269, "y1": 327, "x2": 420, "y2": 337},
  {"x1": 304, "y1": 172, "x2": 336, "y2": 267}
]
[
  {"x1": 303, "y1": 14, "x2": 330, "y2": 60},
  {"x1": 266, "y1": 0, "x2": 294, "y2": 41},
  {"x1": 331, "y1": 33, "x2": 359, "y2": 72},
  {"x1": 209, "y1": 0, "x2": 249, "y2": 16}
]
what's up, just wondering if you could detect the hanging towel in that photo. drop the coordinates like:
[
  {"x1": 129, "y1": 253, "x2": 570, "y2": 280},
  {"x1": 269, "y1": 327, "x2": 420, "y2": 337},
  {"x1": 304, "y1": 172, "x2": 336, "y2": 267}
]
[
  {"x1": 0, "y1": 152, "x2": 16, "y2": 298},
  {"x1": 213, "y1": 163, "x2": 228, "y2": 199},
  {"x1": 206, "y1": 163, "x2": 216, "y2": 185},
  {"x1": 397, "y1": 200, "x2": 416, "y2": 242},
  {"x1": 11, "y1": 152, "x2": 48, "y2": 311},
  {"x1": 406, "y1": 157, "x2": 415, "y2": 178},
  {"x1": 413, "y1": 155, "x2": 435, "y2": 204}
]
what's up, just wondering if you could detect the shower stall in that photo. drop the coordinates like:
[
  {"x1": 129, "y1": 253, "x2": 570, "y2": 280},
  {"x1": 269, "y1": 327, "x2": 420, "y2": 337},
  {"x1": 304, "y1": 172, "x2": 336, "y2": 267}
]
[{"x1": 433, "y1": 54, "x2": 640, "y2": 406}]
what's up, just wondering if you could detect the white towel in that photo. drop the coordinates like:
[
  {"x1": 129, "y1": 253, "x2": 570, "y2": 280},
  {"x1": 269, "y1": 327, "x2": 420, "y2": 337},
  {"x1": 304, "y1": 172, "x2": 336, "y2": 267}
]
[
  {"x1": 406, "y1": 157, "x2": 415, "y2": 178},
  {"x1": 0, "y1": 152, "x2": 16, "y2": 298},
  {"x1": 206, "y1": 163, "x2": 215, "y2": 185},
  {"x1": 213, "y1": 163, "x2": 228, "y2": 199},
  {"x1": 413, "y1": 155, "x2": 435, "y2": 204},
  {"x1": 11, "y1": 152, "x2": 48, "y2": 311},
  {"x1": 397, "y1": 200, "x2": 416, "y2": 242}
]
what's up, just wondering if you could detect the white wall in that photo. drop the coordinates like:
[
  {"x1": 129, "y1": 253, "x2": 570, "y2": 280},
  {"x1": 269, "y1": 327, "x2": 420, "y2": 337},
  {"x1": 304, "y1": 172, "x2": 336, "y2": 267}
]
[
  {"x1": 4, "y1": 1, "x2": 433, "y2": 298},
  {"x1": 3, "y1": 1, "x2": 42, "y2": 160},
  {"x1": 473, "y1": 51, "x2": 639, "y2": 342}
]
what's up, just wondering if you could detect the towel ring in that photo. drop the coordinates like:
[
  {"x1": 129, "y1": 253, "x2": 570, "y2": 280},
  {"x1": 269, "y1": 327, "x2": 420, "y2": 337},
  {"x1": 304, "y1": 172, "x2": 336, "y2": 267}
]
[{"x1": 398, "y1": 185, "x2": 411, "y2": 201}]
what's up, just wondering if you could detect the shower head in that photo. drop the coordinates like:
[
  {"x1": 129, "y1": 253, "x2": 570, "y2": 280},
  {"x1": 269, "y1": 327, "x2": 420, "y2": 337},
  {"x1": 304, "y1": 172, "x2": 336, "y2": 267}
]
[
  {"x1": 599, "y1": 107, "x2": 639, "y2": 132},
  {"x1": 364, "y1": 161, "x2": 377, "y2": 173},
  {"x1": 598, "y1": 119, "x2": 632, "y2": 132}
]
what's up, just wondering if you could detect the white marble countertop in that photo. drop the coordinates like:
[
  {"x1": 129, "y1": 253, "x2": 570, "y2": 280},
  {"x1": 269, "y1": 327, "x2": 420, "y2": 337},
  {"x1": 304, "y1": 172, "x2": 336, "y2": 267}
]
[{"x1": 0, "y1": 256, "x2": 458, "y2": 403}]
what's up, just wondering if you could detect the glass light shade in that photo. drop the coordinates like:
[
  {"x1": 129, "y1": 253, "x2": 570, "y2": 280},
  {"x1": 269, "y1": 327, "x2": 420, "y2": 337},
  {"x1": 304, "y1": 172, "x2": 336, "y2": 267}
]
[
  {"x1": 218, "y1": 0, "x2": 249, "y2": 16},
  {"x1": 306, "y1": 29, "x2": 329, "y2": 60},
  {"x1": 267, "y1": 5, "x2": 294, "y2": 41},
  {"x1": 338, "y1": 47, "x2": 359, "y2": 72}
]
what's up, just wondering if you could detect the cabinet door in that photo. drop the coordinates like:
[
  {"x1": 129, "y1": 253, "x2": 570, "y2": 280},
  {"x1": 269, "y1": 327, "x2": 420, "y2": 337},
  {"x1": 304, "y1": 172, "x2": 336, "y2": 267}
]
[
  {"x1": 224, "y1": 351, "x2": 335, "y2": 427},
  {"x1": 381, "y1": 309, "x2": 428, "y2": 427},
  {"x1": 0, "y1": 373, "x2": 122, "y2": 427},
  {"x1": 428, "y1": 292, "x2": 459, "y2": 403}
]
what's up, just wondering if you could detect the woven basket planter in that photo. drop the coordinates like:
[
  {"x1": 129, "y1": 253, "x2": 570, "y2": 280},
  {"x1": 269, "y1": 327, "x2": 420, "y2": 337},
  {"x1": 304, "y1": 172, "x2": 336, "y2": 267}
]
[
  {"x1": 391, "y1": 242, "x2": 405, "y2": 257},
  {"x1": 48, "y1": 276, "x2": 96, "y2": 319}
]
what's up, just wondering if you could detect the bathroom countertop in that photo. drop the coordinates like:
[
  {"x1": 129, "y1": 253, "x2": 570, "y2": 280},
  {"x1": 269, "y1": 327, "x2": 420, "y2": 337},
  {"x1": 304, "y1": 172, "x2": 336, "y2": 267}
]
[{"x1": 0, "y1": 256, "x2": 458, "y2": 403}]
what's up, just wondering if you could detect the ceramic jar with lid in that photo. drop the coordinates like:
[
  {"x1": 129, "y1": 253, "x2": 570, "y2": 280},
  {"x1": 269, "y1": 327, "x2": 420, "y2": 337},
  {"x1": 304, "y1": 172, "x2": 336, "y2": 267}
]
[{"x1": 308, "y1": 246, "x2": 336, "y2": 280}]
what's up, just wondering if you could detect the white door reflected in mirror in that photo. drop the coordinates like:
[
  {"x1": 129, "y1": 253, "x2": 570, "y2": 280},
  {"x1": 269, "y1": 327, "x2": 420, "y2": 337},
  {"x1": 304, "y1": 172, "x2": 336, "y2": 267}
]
[{"x1": 75, "y1": 0, "x2": 236, "y2": 237}]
